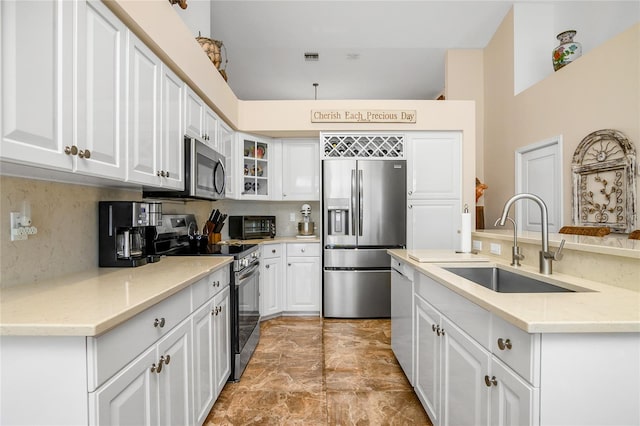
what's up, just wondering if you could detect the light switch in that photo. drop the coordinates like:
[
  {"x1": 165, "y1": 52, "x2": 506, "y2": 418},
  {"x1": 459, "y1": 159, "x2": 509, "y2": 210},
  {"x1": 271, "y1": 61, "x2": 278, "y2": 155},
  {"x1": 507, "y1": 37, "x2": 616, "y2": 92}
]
[{"x1": 289, "y1": 212, "x2": 296, "y2": 222}]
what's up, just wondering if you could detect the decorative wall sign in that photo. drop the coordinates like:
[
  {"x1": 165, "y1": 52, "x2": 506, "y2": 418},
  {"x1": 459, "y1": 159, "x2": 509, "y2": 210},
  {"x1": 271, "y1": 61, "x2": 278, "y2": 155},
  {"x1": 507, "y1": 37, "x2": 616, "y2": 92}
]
[
  {"x1": 571, "y1": 129, "x2": 636, "y2": 233},
  {"x1": 311, "y1": 110, "x2": 416, "y2": 124}
]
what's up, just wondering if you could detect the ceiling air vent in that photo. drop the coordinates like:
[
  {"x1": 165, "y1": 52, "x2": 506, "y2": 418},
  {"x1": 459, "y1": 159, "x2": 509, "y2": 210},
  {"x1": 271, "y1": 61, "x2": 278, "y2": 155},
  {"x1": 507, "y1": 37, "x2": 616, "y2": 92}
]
[{"x1": 304, "y1": 52, "x2": 319, "y2": 62}]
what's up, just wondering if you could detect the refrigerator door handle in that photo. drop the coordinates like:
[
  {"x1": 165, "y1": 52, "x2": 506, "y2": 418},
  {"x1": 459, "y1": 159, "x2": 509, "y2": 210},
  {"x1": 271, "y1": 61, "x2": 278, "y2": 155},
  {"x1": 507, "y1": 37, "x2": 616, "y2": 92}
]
[
  {"x1": 351, "y1": 169, "x2": 357, "y2": 236},
  {"x1": 358, "y1": 169, "x2": 363, "y2": 236}
]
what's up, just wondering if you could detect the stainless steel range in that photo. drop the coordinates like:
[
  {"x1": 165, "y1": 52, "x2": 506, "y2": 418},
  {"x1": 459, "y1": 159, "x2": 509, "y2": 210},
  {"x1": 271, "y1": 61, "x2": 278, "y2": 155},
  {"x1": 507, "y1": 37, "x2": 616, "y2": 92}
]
[{"x1": 151, "y1": 214, "x2": 260, "y2": 382}]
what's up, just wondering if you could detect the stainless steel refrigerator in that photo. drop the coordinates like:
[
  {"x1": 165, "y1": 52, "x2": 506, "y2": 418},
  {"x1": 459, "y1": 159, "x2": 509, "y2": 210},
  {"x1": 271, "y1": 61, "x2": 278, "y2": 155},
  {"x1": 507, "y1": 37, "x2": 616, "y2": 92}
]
[{"x1": 323, "y1": 159, "x2": 406, "y2": 318}]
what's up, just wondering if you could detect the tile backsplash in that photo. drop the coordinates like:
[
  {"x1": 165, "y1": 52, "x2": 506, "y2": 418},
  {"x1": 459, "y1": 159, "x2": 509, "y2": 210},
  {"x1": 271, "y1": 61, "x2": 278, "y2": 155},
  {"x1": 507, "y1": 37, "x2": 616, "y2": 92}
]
[{"x1": 0, "y1": 176, "x2": 319, "y2": 288}]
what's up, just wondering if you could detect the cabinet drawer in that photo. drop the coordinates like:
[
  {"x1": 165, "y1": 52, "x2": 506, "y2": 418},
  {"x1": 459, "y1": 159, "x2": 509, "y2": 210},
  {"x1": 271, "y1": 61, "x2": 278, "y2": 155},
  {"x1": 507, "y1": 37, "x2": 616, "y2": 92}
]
[
  {"x1": 87, "y1": 287, "x2": 191, "y2": 391},
  {"x1": 287, "y1": 243, "x2": 320, "y2": 257},
  {"x1": 491, "y1": 314, "x2": 540, "y2": 386},
  {"x1": 191, "y1": 266, "x2": 230, "y2": 309},
  {"x1": 416, "y1": 272, "x2": 491, "y2": 350},
  {"x1": 262, "y1": 243, "x2": 283, "y2": 259}
]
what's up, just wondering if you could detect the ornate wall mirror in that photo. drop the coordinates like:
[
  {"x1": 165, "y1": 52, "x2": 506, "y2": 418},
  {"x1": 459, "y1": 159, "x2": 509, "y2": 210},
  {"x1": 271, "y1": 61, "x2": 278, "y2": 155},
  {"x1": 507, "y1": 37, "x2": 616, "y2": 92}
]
[{"x1": 571, "y1": 129, "x2": 636, "y2": 233}]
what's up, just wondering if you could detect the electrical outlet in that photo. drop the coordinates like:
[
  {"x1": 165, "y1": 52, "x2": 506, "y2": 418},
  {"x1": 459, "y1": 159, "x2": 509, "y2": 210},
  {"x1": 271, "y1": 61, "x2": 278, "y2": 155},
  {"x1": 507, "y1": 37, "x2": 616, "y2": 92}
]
[
  {"x1": 289, "y1": 212, "x2": 296, "y2": 222},
  {"x1": 472, "y1": 240, "x2": 482, "y2": 251},
  {"x1": 490, "y1": 243, "x2": 501, "y2": 255}
]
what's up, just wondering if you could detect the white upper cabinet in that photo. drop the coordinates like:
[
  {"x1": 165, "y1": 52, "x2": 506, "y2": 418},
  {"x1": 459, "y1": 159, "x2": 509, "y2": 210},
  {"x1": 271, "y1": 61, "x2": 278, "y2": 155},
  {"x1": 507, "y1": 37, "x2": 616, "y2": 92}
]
[
  {"x1": 75, "y1": 0, "x2": 126, "y2": 180},
  {"x1": 281, "y1": 139, "x2": 320, "y2": 201},
  {"x1": 203, "y1": 107, "x2": 219, "y2": 150},
  {"x1": 1, "y1": 0, "x2": 74, "y2": 169},
  {"x1": 159, "y1": 65, "x2": 184, "y2": 190},
  {"x1": 126, "y1": 32, "x2": 160, "y2": 186},
  {"x1": 184, "y1": 87, "x2": 217, "y2": 148},
  {"x1": 407, "y1": 132, "x2": 462, "y2": 200}
]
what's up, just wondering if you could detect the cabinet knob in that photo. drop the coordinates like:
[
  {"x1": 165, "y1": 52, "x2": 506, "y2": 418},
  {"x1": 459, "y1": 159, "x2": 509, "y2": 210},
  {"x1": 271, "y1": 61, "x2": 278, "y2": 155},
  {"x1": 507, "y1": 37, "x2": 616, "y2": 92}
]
[
  {"x1": 484, "y1": 375, "x2": 498, "y2": 387},
  {"x1": 301, "y1": 248, "x2": 305, "y2": 253},
  {"x1": 408, "y1": 190, "x2": 413, "y2": 195},
  {"x1": 265, "y1": 264, "x2": 270, "y2": 269},
  {"x1": 64, "y1": 145, "x2": 78, "y2": 156},
  {"x1": 162, "y1": 354, "x2": 171, "y2": 365},
  {"x1": 497, "y1": 338, "x2": 512, "y2": 350},
  {"x1": 432, "y1": 324, "x2": 437, "y2": 332},
  {"x1": 78, "y1": 149, "x2": 91, "y2": 159},
  {"x1": 288, "y1": 263, "x2": 291, "y2": 266},
  {"x1": 150, "y1": 363, "x2": 158, "y2": 373},
  {"x1": 436, "y1": 326, "x2": 445, "y2": 336},
  {"x1": 166, "y1": 171, "x2": 170, "y2": 178},
  {"x1": 272, "y1": 249, "x2": 276, "y2": 253},
  {"x1": 153, "y1": 317, "x2": 166, "y2": 328},
  {"x1": 283, "y1": 194, "x2": 287, "y2": 197},
  {"x1": 408, "y1": 205, "x2": 413, "y2": 209}
]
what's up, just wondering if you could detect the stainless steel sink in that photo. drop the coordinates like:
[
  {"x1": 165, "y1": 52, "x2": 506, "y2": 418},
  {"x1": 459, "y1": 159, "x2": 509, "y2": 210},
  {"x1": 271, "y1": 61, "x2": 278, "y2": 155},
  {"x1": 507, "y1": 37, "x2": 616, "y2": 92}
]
[{"x1": 443, "y1": 266, "x2": 575, "y2": 293}]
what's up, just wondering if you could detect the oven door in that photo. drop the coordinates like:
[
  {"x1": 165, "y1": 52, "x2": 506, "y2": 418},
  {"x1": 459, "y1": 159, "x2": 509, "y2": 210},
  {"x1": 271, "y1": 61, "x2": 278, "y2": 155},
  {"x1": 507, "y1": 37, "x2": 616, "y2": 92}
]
[{"x1": 234, "y1": 262, "x2": 260, "y2": 353}]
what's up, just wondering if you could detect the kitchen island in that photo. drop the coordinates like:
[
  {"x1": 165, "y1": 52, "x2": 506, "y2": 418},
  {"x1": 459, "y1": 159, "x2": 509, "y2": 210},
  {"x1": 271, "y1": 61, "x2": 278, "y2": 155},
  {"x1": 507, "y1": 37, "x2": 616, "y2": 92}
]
[
  {"x1": 388, "y1": 248, "x2": 640, "y2": 426},
  {"x1": 0, "y1": 256, "x2": 233, "y2": 426}
]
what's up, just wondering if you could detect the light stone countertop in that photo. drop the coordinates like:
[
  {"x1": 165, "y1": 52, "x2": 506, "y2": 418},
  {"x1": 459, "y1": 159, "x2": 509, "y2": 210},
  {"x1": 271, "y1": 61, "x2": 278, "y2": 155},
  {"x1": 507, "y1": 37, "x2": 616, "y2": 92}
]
[
  {"x1": 389, "y1": 249, "x2": 640, "y2": 334},
  {"x1": 0, "y1": 257, "x2": 233, "y2": 337}
]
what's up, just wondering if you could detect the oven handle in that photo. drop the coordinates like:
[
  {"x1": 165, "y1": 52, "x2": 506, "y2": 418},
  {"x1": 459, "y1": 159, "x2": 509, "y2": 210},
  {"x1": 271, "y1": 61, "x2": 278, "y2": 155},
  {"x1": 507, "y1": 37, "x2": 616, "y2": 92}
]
[{"x1": 236, "y1": 263, "x2": 260, "y2": 285}]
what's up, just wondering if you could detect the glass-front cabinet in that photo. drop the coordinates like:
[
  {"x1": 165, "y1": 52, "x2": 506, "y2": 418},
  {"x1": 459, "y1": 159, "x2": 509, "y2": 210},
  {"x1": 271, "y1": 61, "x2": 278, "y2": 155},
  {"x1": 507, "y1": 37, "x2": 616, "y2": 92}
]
[{"x1": 238, "y1": 133, "x2": 272, "y2": 199}]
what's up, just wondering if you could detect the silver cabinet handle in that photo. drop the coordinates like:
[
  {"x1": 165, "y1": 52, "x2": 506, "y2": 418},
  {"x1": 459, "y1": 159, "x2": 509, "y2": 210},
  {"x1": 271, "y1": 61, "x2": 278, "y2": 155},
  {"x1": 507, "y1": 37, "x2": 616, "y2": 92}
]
[
  {"x1": 301, "y1": 248, "x2": 305, "y2": 253},
  {"x1": 265, "y1": 264, "x2": 270, "y2": 269},
  {"x1": 497, "y1": 338, "x2": 512, "y2": 350},
  {"x1": 408, "y1": 190, "x2": 413, "y2": 195},
  {"x1": 153, "y1": 318, "x2": 165, "y2": 328},
  {"x1": 151, "y1": 363, "x2": 158, "y2": 373},
  {"x1": 484, "y1": 375, "x2": 497, "y2": 387},
  {"x1": 408, "y1": 205, "x2": 413, "y2": 209},
  {"x1": 78, "y1": 149, "x2": 91, "y2": 159},
  {"x1": 162, "y1": 354, "x2": 170, "y2": 365}
]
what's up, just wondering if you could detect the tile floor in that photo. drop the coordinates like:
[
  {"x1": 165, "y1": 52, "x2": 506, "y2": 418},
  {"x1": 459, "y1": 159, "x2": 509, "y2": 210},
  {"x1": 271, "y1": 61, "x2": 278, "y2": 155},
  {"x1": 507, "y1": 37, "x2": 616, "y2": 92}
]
[{"x1": 206, "y1": 317, "x2": 432, "y2": 425}]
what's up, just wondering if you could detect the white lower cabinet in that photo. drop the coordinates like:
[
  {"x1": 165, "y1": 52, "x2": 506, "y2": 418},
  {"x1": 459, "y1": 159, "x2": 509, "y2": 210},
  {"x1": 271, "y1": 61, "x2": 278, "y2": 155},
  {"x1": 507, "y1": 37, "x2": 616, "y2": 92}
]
[
  {"x1": 260, "y1": 244, "x2": 285, "y2": 318},
  {"x1": 489, "y1": 356, "x2": 538, "y2": 426},
  {"x1": 414, "y1": 295, "x2": 441, "y2": 424},
  {"x1": 286, "y1": 243, "x2": 321, "y2": 313},
  {"x1": 91, "y1": 318, "x2": 192, "y2": 426},
  {"x1": 391, "y1": 260, "x2": 415, "y2": 385},
  {"x1": 212, "y1": 287, "x2": 231, "y2": 397}
]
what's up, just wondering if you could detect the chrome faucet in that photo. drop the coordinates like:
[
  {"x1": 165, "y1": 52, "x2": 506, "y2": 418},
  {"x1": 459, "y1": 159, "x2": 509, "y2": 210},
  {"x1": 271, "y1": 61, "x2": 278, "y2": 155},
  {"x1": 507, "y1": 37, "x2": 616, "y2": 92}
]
[
  {"x1": 494, "y1": 216, "x2": 524, "y2": 267},
  {"x1": 497, "y1": 193, "x2": 565, "y2": 275}
]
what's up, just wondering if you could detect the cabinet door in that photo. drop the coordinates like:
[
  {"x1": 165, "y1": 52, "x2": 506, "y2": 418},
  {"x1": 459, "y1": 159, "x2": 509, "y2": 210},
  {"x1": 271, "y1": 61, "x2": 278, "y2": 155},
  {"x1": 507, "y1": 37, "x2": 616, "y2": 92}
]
[
  {"x1": 91, "y1": 346, "x2": 158, "y2": 426},
  {"x1": 239, "y1": 133, "x2": 271, "y2": 199},
  {"x1": 441, "y1": 316, "x2": 490, "y2": 426},
  {"x1": 192, "y1": 301, "x2": 214, "y2": 426},
  {"x1": 218, "y1": 122, "x2": 235, "y2": 198},
  {"x1": 213, "y1": 286, "x2": 231, "y2": 398},
  {"x1": 407, "y1": 132, "x2": 462, "y2": 200},
  {"x1": 1, "y1": 0, "x2": 73, "y2": 169},
  {"x1": 157, "y1": 319, "x2": 193, "y2": 426},
  {"x1": 414, "y1": 295, "x2": 441, "y2": 425},
  {"x1": 260, "y1": 255, "x2": 284, "y2": 317},
  {"x1": 184, "y1": 88, "x2": 203, "y2": 140},
  {"x1": 75, "y1": 0, "x2": 126, "y2": 180},
  {"x1": 281, "y1": 139, "x2": 320, "y2": 200},
  {"x1": 407, "y1": 199, "x2": 461, "y2": 250},
  {"x1": 159, "y1": 64, "x2": 184, "y2": 190},
  {"x1": 126, "y1": 32, "x2": 160, "y2": 186},
  {"x1": 203, "y1": 107, "x2": 218, "y2": 149},
  {"x1": 490, "y1": 357, "x2": 538, "y2": 426},
  {"x1": 286, "y1": 256, "x2": 320, "y2": 312},
  {"x1": 391, "y1": 268, "x2": 414, "y2": 385}
]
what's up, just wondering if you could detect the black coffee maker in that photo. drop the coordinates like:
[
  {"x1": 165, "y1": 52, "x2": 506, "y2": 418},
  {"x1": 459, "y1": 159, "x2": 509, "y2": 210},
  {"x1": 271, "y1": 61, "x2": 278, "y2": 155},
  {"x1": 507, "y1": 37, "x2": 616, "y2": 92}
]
[{"x1": 99, "y1": 201, "x2": 162, "y2": 267}]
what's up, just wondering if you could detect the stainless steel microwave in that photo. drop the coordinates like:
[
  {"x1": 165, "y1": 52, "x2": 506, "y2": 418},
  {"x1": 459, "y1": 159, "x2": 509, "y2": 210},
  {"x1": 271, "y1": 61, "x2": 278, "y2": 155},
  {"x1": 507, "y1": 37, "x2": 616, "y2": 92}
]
[
  {"x1": 229, "y1": 216, "x2": 276, "y2": 239},
  {"x1": 143, "y1": 136, "x2": 226, "y2": 201}
]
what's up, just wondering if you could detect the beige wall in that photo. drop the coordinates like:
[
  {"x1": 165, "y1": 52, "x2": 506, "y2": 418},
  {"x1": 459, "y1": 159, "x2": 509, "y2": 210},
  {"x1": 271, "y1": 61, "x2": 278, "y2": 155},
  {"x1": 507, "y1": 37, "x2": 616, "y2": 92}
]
[{"x1": 482, "y1": 12, "x2": 640, "y2": 228}]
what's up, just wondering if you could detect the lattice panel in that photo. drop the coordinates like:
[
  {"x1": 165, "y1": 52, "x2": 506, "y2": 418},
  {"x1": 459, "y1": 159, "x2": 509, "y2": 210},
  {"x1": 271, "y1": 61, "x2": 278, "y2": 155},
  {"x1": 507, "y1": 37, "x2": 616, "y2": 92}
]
[{"x1": 322, "y1": 134, "x2": 404, "y2": 158}]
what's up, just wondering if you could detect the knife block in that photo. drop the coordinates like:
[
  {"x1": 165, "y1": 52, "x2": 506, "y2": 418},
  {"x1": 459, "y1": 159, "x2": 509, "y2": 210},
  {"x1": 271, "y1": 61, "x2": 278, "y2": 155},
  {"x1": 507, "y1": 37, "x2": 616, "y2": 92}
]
[{"x1": 209, "y1": 233, "x2": 222, "y2": 244}]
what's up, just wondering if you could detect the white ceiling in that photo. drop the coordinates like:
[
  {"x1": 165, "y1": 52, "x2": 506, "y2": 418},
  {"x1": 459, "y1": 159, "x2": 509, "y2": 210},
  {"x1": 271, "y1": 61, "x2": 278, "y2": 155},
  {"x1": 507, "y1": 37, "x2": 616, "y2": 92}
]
[{"x1": 205, "y1": 1, "x2": 638, "y2": 101}]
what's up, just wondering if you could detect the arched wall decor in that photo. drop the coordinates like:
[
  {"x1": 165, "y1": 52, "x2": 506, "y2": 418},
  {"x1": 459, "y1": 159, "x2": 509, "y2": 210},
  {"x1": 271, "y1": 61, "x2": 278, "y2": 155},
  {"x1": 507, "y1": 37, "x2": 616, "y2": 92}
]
[{"x1": 572, "y1": 129, "x2": 636, "y2": 233}]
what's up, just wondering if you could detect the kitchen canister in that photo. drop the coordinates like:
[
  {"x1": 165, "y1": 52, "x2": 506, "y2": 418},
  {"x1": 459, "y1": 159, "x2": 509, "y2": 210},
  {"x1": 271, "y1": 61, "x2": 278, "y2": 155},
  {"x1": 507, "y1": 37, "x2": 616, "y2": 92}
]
[{"x1": 552, "y1": 30, "x2": 582, "y2": 71}]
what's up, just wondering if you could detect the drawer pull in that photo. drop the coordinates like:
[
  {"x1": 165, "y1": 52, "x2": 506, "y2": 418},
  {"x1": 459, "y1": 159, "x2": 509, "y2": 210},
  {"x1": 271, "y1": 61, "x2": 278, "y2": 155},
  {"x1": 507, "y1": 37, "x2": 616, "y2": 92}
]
[
  {"x1": 497, "y1": 338, "x2": 512, "y2": 350},
  {"x1": 484, "y1": 375, "x2": 498, "y2": 387},
  {"x1": 153, "y1": 317, "x2": 166, "y2": 328}
]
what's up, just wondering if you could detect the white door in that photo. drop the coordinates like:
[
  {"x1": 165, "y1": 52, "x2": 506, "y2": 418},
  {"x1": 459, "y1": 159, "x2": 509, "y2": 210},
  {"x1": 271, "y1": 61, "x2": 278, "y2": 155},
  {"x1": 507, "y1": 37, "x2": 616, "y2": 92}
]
[
  {"x1": 281, "y1": 140, "x2": 320, "y2": 200},
  {"x1": 184, "y1": 88, "x2": 203, "y2": 140},
  {"x1": 75, "y1": 0, "x2": 125, "y2": 180},
  {"x1": 490, "y1": 357, "x2": 539, "y2": 426},
  {"x1": 203, "y1": 107, "x2": 218, "y2": 149},
  {"x1": 407, "y1": 132, "x2": 462, "y2": 200},
  {"x1": 516, "y1": 137, "x2": 563, "y2": 232},
  {"x1": 160, "y1": 64, "x2": 184, "y2": 190},
  {"x1": 407, "y1": 199, "x2": 461, "y2": 250},
  {"x1": 213, "y1": 286, "x2": 231, "y2": 397},
  {"x1": 191, "y1": 301, "x2": 214, "y2": 426},
  {"x1": 91, "y1": 346, "x2": 158, "y2": 426},
  {"x1": 441, "y1": 316, "x2": 490, "y2": 426},
  {"x1": 1, "y1": 0, "x2": 73, "y2": 169},
  {"x1": 414, "y1": 295, "x2": 441, "y2": 425},
  {"x1": 127, "y1": 33, "x2": 160, "y2": 186},
  {"x1": 157, "y1": 319, "x2": 193, "y2": 426},
  {"x1": 261, "y1": 256, "x2": 284, "y2": 317},
  {"x1": 286, "y1": 257, "x2": 320, "y2": 312}
]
